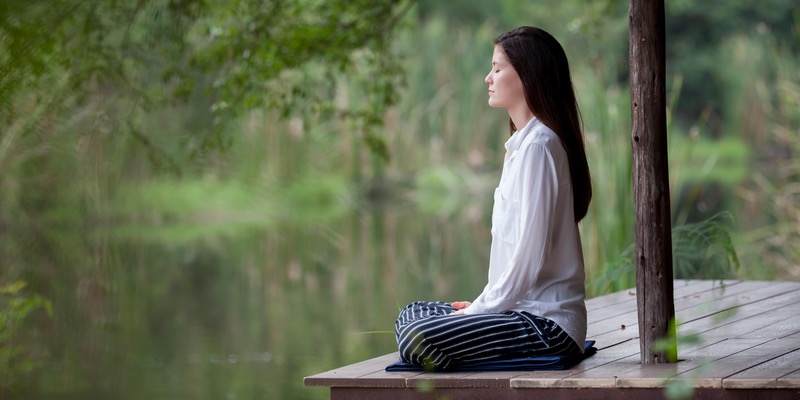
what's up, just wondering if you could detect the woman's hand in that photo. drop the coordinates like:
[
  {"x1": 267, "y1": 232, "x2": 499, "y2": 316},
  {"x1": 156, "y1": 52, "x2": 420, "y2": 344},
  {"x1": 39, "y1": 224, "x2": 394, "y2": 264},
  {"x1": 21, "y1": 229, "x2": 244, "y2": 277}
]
[{"x1": 450, "y1": 301, "x2": 471, "y2": 314}]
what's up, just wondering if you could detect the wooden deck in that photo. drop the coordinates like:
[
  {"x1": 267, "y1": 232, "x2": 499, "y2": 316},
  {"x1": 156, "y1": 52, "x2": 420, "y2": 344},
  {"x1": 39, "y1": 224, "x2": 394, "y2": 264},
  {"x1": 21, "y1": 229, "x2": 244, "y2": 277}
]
[{"x1": 305, "y1": 280, "x2": 800, "y2": 399}]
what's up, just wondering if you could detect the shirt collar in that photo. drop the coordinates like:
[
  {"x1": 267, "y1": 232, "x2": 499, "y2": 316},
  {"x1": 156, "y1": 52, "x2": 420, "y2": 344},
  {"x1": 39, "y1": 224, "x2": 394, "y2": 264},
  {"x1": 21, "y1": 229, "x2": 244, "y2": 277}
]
[{"x1": 504, "y1": 116, "x2": 541, "y2": 152}]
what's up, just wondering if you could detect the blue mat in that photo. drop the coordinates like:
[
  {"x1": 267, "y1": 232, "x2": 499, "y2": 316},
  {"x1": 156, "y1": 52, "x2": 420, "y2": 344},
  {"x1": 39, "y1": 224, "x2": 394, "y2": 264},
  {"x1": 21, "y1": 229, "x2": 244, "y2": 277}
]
[{"x1": 385, "y1": 340, "x2": 596, "y2": 372}]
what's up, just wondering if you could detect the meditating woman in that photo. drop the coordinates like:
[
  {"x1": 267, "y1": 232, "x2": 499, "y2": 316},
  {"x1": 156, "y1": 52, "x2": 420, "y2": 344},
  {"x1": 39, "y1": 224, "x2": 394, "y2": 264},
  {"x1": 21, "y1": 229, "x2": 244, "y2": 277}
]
[{"x1": 395, "y1": 26, "x2": 593, "y2": 369}]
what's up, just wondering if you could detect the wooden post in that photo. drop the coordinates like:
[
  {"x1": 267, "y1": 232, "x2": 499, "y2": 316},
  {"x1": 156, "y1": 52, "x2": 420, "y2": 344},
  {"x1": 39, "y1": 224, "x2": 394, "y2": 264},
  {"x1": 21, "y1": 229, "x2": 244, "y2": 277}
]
[{"x1": 629, "y1": 0, "x2": 676, "y2": 364}]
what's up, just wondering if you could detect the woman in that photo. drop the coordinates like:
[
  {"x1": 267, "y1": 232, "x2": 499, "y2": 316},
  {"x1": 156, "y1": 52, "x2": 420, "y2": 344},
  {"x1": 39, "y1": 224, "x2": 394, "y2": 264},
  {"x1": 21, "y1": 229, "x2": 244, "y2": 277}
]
[{"x1": 394, "y1": 26, "x2": 592, "y2": 369}]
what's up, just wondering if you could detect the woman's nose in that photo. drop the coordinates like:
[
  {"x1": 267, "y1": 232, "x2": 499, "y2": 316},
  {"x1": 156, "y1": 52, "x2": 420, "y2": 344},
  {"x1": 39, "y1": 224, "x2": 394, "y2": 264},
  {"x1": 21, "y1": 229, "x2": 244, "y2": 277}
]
[{"x1": 485, "y1": 72, "x2": 491, "y2": 84}]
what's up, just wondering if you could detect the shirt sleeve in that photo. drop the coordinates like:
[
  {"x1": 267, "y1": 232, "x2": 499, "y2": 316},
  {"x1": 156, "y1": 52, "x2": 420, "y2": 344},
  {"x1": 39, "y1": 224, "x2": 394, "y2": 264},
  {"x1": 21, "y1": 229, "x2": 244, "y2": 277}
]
[{"x1": 464, "y1": 143, "x2": 560, "y2": 314}]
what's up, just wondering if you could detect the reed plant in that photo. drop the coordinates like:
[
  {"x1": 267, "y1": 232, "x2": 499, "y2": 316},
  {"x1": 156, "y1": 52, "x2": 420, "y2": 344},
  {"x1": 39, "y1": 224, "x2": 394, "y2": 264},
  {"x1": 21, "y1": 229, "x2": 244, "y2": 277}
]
[{"x1": 731, "y1": 36, "x2": 800, "y2": 280}]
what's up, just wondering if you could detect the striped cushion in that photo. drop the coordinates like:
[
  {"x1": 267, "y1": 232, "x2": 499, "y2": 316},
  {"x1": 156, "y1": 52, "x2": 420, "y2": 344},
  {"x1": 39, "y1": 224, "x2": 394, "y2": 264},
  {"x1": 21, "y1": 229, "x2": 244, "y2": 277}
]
[{"x1": 385, "y1": 340, "x2": 596, "y2": 372}]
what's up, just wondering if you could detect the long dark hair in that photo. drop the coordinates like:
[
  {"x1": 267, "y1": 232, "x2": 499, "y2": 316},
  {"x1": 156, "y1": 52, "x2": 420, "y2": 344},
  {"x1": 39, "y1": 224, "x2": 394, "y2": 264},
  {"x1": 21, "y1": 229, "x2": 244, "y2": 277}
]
[{"x1": 494, "y1": 26, "x2": 592, "y2": 222}]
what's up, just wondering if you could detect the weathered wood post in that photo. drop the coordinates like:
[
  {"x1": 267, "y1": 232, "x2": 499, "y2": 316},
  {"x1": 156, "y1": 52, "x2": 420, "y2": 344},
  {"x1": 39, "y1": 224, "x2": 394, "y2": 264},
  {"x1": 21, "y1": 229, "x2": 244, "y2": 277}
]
[{"x1": 629, "y1": 0, "x2": 676, "y2": 364}]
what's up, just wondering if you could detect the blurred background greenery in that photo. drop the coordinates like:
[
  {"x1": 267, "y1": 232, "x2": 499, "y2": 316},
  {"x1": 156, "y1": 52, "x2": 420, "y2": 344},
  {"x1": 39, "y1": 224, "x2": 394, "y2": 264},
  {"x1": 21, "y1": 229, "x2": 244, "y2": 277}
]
[{"x1": 1, "y1": 0, "x2": 798, "y2": 399}]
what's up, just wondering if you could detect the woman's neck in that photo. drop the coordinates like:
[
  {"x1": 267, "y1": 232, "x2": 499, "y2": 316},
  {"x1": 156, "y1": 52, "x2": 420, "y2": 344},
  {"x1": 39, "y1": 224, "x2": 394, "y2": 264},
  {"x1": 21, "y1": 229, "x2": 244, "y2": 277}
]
[{"x1": 509, "y1": 106, "x2": 534, "y2": 133}]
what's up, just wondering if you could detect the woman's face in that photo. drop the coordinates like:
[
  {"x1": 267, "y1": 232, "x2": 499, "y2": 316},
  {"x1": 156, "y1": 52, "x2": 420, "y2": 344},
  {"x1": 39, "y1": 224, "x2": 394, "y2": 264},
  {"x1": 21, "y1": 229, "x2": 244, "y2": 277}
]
[{"x1": 485, "y1": 45, "x2": 525, "y2": 110}]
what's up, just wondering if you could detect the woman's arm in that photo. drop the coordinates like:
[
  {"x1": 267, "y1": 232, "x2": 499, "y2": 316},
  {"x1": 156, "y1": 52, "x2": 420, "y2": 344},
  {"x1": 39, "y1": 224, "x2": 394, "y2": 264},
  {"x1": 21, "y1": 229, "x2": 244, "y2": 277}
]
[{"x1": 465, "y1": 143, "x2": 561, "y2": 314}]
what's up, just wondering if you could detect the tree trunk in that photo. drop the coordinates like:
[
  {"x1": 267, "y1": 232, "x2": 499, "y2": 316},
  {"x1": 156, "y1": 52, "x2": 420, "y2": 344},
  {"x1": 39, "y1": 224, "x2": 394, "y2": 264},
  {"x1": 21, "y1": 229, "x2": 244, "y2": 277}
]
[{"x1": 628, "y1": 0, "x2": 676, "y2": 365}]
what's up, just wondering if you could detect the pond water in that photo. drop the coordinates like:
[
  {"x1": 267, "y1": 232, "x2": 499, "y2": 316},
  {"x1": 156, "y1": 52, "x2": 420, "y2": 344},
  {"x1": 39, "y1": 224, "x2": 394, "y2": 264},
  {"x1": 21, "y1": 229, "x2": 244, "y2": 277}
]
[{"x1": 13, "y1": 197, "x2": 494, "y2": 400}]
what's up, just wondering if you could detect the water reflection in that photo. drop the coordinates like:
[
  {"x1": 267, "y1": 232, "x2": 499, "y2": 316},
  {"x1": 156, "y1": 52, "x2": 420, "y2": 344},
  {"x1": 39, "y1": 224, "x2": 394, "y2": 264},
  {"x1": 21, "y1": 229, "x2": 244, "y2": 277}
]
[{"x1": 16, "y1": 198, "x2": 492, "y2": 400}]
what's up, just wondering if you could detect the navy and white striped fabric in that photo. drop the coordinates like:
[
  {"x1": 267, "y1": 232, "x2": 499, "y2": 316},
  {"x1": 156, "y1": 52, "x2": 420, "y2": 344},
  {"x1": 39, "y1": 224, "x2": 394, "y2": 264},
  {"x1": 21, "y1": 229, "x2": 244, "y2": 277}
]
[{"x1": 395, "y1": 301, "x2": 581, "y2": 370}]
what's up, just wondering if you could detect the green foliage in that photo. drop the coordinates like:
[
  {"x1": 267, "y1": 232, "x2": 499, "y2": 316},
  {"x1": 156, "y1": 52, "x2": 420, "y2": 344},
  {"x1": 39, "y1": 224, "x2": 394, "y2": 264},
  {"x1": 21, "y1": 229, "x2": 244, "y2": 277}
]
[
  {"x1": 0, "y1": 0, "x2": 413, "y2": 279},
  {"x1": 0, "y1": 281, "x2": 52, "y2": 397},
  {"x1": 665, "y1": 0, "x2": 798, "y2": 130},
  {"x1": 672, "y1": 213, "x2": 741, "y2": 279},
  {"x1": 111, "y1": 177, "x2": 275, "y2": 219},
  {"x1": 670, "y1": 134, "x2": 750, "y2": 186},
  {"x1": 590, "y1": 213, "x2": 741, "y2": 295},
  {"x1": 193, "y1": 0, "x2": 411, "y2": 159},
  {"x1": 653, "y1": 318, "x2": 698, "y2": 364},
  {"x1": 664, "y1": 379, "x2": 694, "y2": 400},
  {"x1": 0, "y1": 0, "x2": 410, "y2": 171},
  {"x1": 281, "y1": 175, "x2": 354, "y2": 222}
]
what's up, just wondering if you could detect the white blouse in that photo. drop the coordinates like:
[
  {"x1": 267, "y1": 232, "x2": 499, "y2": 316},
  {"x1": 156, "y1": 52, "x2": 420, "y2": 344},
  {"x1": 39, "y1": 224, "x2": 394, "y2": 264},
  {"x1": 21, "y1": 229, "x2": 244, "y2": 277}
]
[{"x1": 463, "y1": 116, "x2": 587, "y2": 348}]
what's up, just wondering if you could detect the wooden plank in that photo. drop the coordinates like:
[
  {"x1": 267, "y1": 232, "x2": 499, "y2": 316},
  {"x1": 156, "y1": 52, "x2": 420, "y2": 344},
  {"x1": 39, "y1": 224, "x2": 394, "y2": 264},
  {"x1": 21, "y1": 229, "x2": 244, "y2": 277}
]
[
  {"x1": 448, "y1": 370, "x2": 530, "y2": 388},
  {"x1": 588, "y1": 280, "x2": 726, "y2": 315},
  {"x1": 330, "y1": 387, "x2": 712, "y2": 400},
  {"x1": 350, "y1": 369, "x2": 423, "y2": 389},
  {"x1": 690, "y1": 304, "x2": 800, "y2": 341},
  {"x1": 586, "y1": 279, "x2": 711, "y2": 312},
  {"x1": 612, "y1": 338, "x2": 767, "y2": 388},
  {"x1": 586, "y1": 287, "x2": 638, "y2": 310},
  {"x1": 677, "y1": 281, "x2": 800, "y2": 325},
  {"x1": 565, "y1": 355, "x2": 649, "y2": 387},
  {"x1": 677, "y1": 287, "x2": 800, "y2": 340},
  {"x1": 304, "y1": 353, "x2": 419, "y2": 387},
  {"x1": 586, "y1": 280, "x2": 738, "y2": 326},
  {"x1": 590, "y1": 337, "x2": 643, "y2": 357},
  {"x1": 587, "y1": 281, "x2": 797, "y2": 345},
  {"x1": 668, "y1": 280, "x2": 781, "y2": 314},
  {"x1": 777, "y1": 367, "x2": 800, "y2": 388},
  {"x1": 724, "y1": 349, "x2": 800, "y2": 388},
  {"x1": 671, "y1": 334, "x2": 800, "y2": 388},
  {"x1": 670, "y1": 279, "x2": 742, "y2": 298},
  {"x1": 587, "y1": 324, "x2": 638, "y2": 349},
  {"x1": 406, "y1": 371, "x2": 516, "y2": 389},
  {"x1": 511, "y1": 338, "x2": 642, "y2": 388},
  {"x1": 736, "y1": 313, "x2": 800, "y2": 339},
  {"x1": 590, "y1": 280, "x2": 769, "y2": 335},
  {"x1": 331, "y1": 386, "x2": 800, "y2": 400},
  {"x1": 766, "y1": 332, "x2": 800, "y2": 389}
]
